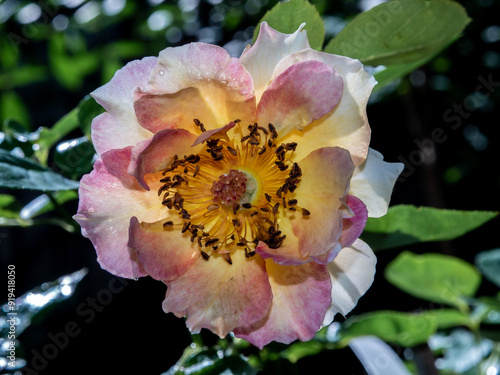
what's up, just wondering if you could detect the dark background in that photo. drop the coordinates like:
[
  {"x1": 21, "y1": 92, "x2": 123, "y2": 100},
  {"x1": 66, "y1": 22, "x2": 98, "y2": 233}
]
[{"x1": 1, "y1": 0, "x2": 499, "y2": 373}]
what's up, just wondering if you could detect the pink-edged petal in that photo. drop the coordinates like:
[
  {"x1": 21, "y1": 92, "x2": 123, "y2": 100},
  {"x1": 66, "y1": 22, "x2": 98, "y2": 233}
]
[
  {"x1": 322, "y1": 239, "x2": 376, "y2": 326},
  {"x1": 257, "y1": 147, "x2": 355, "y2": 265},
  {"x1": 91, "y1": 56, "x2": 157, "y2": 155},
  {"x1": 134, "y1": 43, "x2": 256, "y2": 134},
  {"x1": 128, "y1": 128, "x2": 201, "y2": 190},
  {"x1": 74, "y1": 147, "x2": 167, "y2": 279},
  {"x1": 234, "y1": 259, "x2": 332, "y2": 349},
  {"x1": 276, "y1": 49, "x2": 375, "y2": 166},
  {"x1": 240, "y1": 22, "x2": 310, "y2": 102},
  {"x1": 350, "y1": 148, "x2": 404, "y2": 218},
  {"x1": 191, "y1": 121, "x2": 235, "y2": 147},
  {"x1": 128, "y1": 217, "x2": 199, "y2": 282},
  {"x1": 339, "y1": 195, "x2": 368, "y2": 248},
  {"x1": 162, "y1": 252, "x2": 272, "y2": 338},
  {"x1": 257, "y1": 60, "x2": 343, "y2": 137}
]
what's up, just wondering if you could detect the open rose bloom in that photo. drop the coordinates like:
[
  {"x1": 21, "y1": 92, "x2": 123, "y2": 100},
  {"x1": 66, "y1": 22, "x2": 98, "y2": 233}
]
[{"x1": 74, "y1": 23, "x2": 403, "y2": 348}]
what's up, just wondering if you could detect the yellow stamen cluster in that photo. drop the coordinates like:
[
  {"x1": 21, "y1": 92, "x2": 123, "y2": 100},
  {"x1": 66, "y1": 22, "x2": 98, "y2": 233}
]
[{"x1": 158, "y1": 120, "x2": 310, "y2": 264}]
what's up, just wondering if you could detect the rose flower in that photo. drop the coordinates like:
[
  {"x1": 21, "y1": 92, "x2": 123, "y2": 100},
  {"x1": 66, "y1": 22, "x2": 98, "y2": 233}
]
[{"x1": 74, "y1": 23, "x2": 403, "y2": 348}]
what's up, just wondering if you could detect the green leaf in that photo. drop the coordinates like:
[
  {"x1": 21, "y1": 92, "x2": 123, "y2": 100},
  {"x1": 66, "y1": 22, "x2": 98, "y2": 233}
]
[
  {"x1": 362, "y1": 205, "x2": 498, "y2": 251},
  {"x1": 324, "y1": 0, "x2": 470, "y2": 66},
  {"x1": 422, "y1": 309, "x2": 471, "y2": 329},
  {"x1": 35, "y1": 107, "x2": 80, "y2": 165},
  {"x1": 280, "y1": 340, "x2": 325, "y2": 364},
  {"x1": 385, "y1": 252, "x2": 481, "y2": 308},
  {"x1": 0, "y1": 149, "x2": 79, "y2": 191},
  {"x1": 339, "y1": 310, "x2": 437, "y2": 347},
  {"x1": 475, "y1": 249, "x2": 500, "y2": 288},
  {"x1": 0, "y1": 194, "x2": 20, "y2": 219},
  {"x1": 53, "y1": 137, "x2": 95, "y2": 179},
  {"x1": 0, "y1": 90, "x2": 30, "y2": 128},
  {"x1": 253, "y1": 0, "x2": 325, "y2": 50}
]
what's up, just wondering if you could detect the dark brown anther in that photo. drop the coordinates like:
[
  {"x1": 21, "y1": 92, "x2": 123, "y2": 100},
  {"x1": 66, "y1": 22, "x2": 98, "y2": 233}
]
[
  {"x1": 288, "y1": 199, "x2": 298, "y2": 206},
  {"x1": 182, "y1": 221, "x2": 191, "y2": 233},
  {"x1": 249, "y1": 138, "x2": 260, "y2": 146},
  {"x1": 282, "y1": 197, "x2": 287, "y2": 209},
  {"x1": 260, "y1": 207, "x2": 269, "y2": 212},
  {"x1": 258, "y1": 126, "x2": 268, "y2": 135},
  {"x1": 194, "y1": 118, "x2": 206, "y2": 132},
  {"x1": 278, "y1": 164, "x2": 289, "y2": 172},
  {"x1": 227, "y1": 146, "x2": 237, "y2": 156},
  {"x1": 174, "y1": 192, "x2": 182, "y2": 204},
  {"x1": 289, "y1": 207, "x2": 297, "y2": 212},
  {"x1": 193, "y1": 165, "x2": 200, "y2": 178},
  {"x1": 190, "y1": 232, "x2": 197, "y2": 242},
  {"x1": 276, "y1": 186, "x2": 282, "y2": 198},
  {"x1": 232, "y1": 218, "x2": 240, "y2": 227},
  {"x1": 265, "y1": 193, "x2": 272, "y2": 203},
  {"x1": 275, "y1": 144, "x2": 285, "y2": 155},
  {"x1": 272, "y1": 203, "x2": 280, "y2": 215},
  {"x1": 197, "y1": 236, "x2": 203, "y2": 247},
  {"x1": 242, "y1": 203, "x2": 252, "y2": 209},
  {"x1": 192, "y1": 224, "x2": 205, "y2": 230},
  {"x1": 240, "y1": 135, "x2": 250, "y2": 142},
  {"x1": 233, "y1": 204, "x2": 240, "y2": 215},
  {"x1": 285, "y1": 142, "x2": 298, "y2": 151},
  {"x1": 205, "y1": 238, "x2": 219, "y2": 247},
  {"x1": 184, "y1": 166, "x2": 188, "y2": 173},
  {"x1": 251, "y1": 211, "x2": 259, "y2": 217},
  {"x1": 158, "y1": 184, "x2": 169, "y2": 196},
  {"x1": 247, "y1": 250, "x2": 256, "y2": 257},
  {"x1": 234, "y1": 119, "x2": 241, "y2": 123},
  {"x1": 224, "y1": 254, "x2": 233, "y2": 265},
  {"x1": 163, "y1": 221, "x2": 174, "y2": 228},
  {"x1": 268, "y1": 123, "x2": 278, "y2": 139},
  {"x1": 201, "y1": 250, "x2": 210, "y2": 260},
  {"x1": 302, "y1": 208, "x2": 311, "y2": 216},
  {"x1": 237, "y1": 242, "x2": 246, "y2": 247},
  {"x1": 258, "y1": 146, "x2": 267, "y2": 155},
  {"x1": 185, "y1": 154, "x2": 196, "y2": 163}
]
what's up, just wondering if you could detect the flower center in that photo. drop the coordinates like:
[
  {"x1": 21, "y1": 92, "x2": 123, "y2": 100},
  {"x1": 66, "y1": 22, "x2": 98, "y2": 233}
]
[
  {"x1": 211, "y1": 169, "x2": 249, "y2": 208},
  {"x1": 157, "y1": 120, "x2": 310, "y2": 264}
]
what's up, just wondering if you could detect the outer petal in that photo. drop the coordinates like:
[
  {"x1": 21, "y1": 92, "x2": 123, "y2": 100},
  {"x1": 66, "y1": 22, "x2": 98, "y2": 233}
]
[
  {"x1": 257, "y1": 147, "x2": 355, "y2": 265},
  {"x1": 134, "y1": 43, "x2": 256, "y2": 134},
  {"x1": 74, "y1": 147, "x2": 167, "y2": 279},
  {"x1": 257, "y1": 60, "x2": 343, "y2": 136},
  {"x1": 240, "y1": 22, "x2": 310, "y2": 102},
  {"x1": 234, "y1": 260, "x2": 332, "y2": 349},
  {"x1": 162, "y1": 252, "x2": 272, "y2": 338},
  {"x1": 349, "y1": 148, "x2": 404, "y2": 218},
  {"x1": 322, "y1": 239, "x2": 377, "y2": 326},
  {"x1": 276, "y1": 49, "x2": 375, "y2": 166},
  {"x1": 91, "y1": 57, "x2": 157, "y2": 155},
  {"x1": 128, "y1": 218, "x2": 199, "y2": 282},
  {"x1": 128, "y1": 128, "x2": 201, "y2": 190},
  {"x1": 339, "y1": 195, "x2": 368, "y2": 248}
]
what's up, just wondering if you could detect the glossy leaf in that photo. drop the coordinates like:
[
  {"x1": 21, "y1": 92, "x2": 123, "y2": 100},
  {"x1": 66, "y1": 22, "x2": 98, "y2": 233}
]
[
  {"x1": 0, "y1": 194, "x2": 20, "y2": 219},
  {"x1": 53, "y1": 136, "x2": 95, "y2": 179},
  {"x1": 475, "y1": 248, "x2": 500, "y2": 288},
  {"x1": 324, "y1": 0, "x2": 470, "y2": 66},
  {"x1": 78, "y1": 95, "x2": 104, "y2": 139},
  {"x1": 0, "y1": 90, "x2": 30, "y2": 128},
  {"x1": 385, "y1": 252, "x2": 481, "y2": 308},
  {"x1": 339, "y1": 310, "x2": 437, "y2": 347},
  {"x1": 0, "y1": 149, "x2": 79, "y2": 191},
  {"x1": 362, "y1": 205, "x2": 498, "y2": 251},
  {"x1": 423, "y1": 309, "x2": 471, "y2": 329},
  {"x1": 253, "y1": 0, "x2": 325, "y2": 50}
]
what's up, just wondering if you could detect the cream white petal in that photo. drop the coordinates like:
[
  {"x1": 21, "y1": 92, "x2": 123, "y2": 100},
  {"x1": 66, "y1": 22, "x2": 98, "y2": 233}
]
[
  {"x1": 322, "y1": 239, "x2": 376, "y2": 327},
  {"x1": 350, "y1": 148, "x2": 404, "y2": 218},
  {"x1": 240, "y1": 22, "x2": 310, "y2": 102}
]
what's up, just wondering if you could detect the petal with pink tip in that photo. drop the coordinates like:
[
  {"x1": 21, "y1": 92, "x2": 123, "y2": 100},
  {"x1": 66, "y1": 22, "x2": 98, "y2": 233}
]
[
  {"x1": 339, "y1": 195, "x2": 368, "y2": 248},
  {"x1": 240, "y1": 22, "x2": 310, "y2": 102},
  {"x1": 234, "y1": 259, "x2": 331, "y2": 349},
  {"x1": 135, "y1": 43, "x2": 255, "y2": 134},
  {"x1": 322, "y1": 239, "x2": 376, "y2": 326},
  {"x1": 349, "y1": 148, "x2": 404, "y2": 218},
  {"x1": 191, "y1": 121, "x2": 235, "y2": 147},
  {"x1": 74, "y1": 147, "x2": 168, "y2": 279},
  {"x1": 257, "y1": 60, "x2": 343, "y2": 137},
  {"x1": 162, "y1": 252, "x2": 272, "y2": 338},
  {"x1": 91, "y1": 56, "x2": 157, "y2": 155},
  {"x1": 128, "y1": 128, "x2": 201, "y2": 190},
  {"x1": 128, "y1": 218, "x2": 199, "y2": 282},
  {"x1": 276, "y1": 49, "x2": 375, "y2": 166}
]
